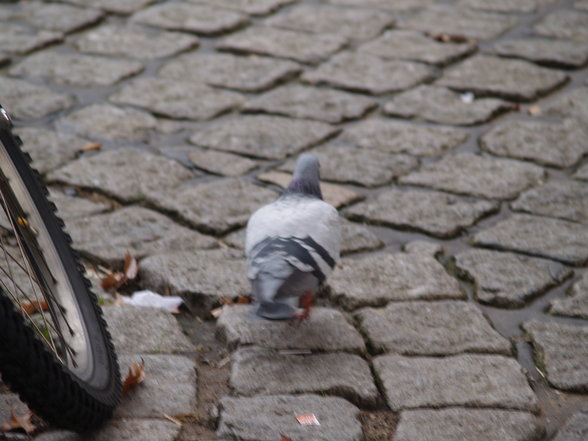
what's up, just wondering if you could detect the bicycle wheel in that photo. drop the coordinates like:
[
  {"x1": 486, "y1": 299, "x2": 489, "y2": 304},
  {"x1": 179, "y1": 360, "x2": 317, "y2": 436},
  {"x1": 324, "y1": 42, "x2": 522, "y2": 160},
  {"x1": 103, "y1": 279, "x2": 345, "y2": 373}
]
[{"x1": 0, "y1": 106, "x2": 121, "y2": 431}]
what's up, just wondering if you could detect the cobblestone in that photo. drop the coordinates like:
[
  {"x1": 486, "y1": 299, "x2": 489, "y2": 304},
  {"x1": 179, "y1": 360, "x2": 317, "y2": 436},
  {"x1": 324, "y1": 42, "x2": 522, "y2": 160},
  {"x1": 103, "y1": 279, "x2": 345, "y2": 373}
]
[
  {"x1": 486, "y1": 38, "x2": 588, "y2": 68},
  {"x1": 328, "y1": 243, "x2": 464, "y2": 309},
  {"x1": 523, "y1": 320, "x2": 588, "y2": 392},
  {"x1": 541, "y1": 86, "x2": 588, "y2": 121},
  {"x1": 534, "y1": 9, "x2": 588, "y2": 41},
  {"x1": 0, "y1": 77, "x2": 74, "y2": 120},
  {"x1": 454, "y1": 248, "x2": 572, "y2": 308},
  {"x1": 73, "y1": 24, "x2": 199, "y2": 60},
  {"x1": 394, "y1": 408, "x2": 542, "y2": 441},
  {"x1": 384, "y1": 85, "x2": 512, "y2": 126},
  {"x1": 243, "y1": 84, "x2": 376, "y2": 123},
  {"x1": 110, "y1": 77, "x2": 244, "y2": 121},
  {"x1": 217, "y1": 305, "x2": 366, "y2": 352},
  {"x1": 374, "y1": 354, "x2": 538, "y2": 411},
  {"x1": 302, "y1": 51, "x2": 434, "y2": 95},
  {"x1": 61, "y1": 0, "x2": 156, "y2": 15},
  {"x1": 473, "y1": 214, "x2": 588, "y2": 265},
  {"x1": 189, "y1": 115, "x2": 336, "y2": 160},
  {"x1": 356, "y1": 300, "x2": 511, "y2": 355},
  {"x1": 0, "y1": 22, "x2": 62, "y2": 55},
  {"x1": 159, "y1": 52, "x2": 301, "y2": 92},
  {"x1": 10, "y1": 51, "x2": 144, "y2": 87},
  {"x1": 480, "y1": 119, "x2": 588, "y2": 168},
  {"x1": 190, "y1": 0, "x2": 295, "y2": 16},
  {"x1": 345, "y1": 187, "x2": 499, "y2": 237},
  {"x1": 217, "y1": 25, "x2": 346, "y2": 64},
  {"x1": 230, "y1": 346, "x2": 379, "y2": 407},
  {"x1": 265, "y1": 4, "x2": 395, "y2": 40},
  {"x1": 48, "y1": 148, "x2": 194, "y2": 203},
  {"x1": 437, "y1": 54, "x2": 568, "y2": 101},
  {"x1": 549, "y1": 272, "x2": 588, "y2": 319},
  {"x1": 359, "y1": 30, "x2": 476, "y2": 66},
  {"x1": 551, "y1": 411, "x2": 588, "y2": 441}
]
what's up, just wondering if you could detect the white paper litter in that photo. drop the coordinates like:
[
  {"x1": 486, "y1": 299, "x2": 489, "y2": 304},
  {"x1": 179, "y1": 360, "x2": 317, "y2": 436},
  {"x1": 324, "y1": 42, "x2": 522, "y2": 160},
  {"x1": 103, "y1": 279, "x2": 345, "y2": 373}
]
[
  {"x1": 122, "y1": 290, "x2": 183, "y2": 312},
  {"x1": 460, "y1": 92, "x2": 474, "y2": 103}
]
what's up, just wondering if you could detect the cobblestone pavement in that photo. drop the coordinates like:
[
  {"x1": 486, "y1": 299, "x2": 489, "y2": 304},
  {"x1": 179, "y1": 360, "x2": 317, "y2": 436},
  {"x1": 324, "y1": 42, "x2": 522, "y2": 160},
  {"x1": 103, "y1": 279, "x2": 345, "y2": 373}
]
[{"x1": 1, "y1": 0, "x2": 588, "y2": 440}]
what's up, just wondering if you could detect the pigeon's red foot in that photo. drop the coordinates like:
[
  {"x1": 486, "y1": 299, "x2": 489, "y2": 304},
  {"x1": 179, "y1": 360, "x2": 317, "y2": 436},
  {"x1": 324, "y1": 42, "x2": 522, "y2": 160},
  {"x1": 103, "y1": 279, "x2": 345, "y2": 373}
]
[{"x1": 291, "y1": 291, "x2": 314, "y2": 326}]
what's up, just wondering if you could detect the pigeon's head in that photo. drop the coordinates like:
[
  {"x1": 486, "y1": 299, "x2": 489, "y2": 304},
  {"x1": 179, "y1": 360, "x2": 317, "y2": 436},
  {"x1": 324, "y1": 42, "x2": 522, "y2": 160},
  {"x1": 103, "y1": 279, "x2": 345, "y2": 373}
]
[{"x1": 287, "y1": 153, "x2": 322, "y2": 199}]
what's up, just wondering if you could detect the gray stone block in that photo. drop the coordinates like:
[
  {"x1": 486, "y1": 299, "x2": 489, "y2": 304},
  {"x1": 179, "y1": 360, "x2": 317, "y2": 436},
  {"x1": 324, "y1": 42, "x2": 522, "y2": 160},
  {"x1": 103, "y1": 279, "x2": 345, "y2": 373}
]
[
  {"x1": 0, "y1": 23, "x2": 62, "y2": 55},
  {"x1": 188, "y1": 150, "x2": 258, "y2": 177},
  {"x1": 56, "y1": 104, "x2": 157, "y2": 142},
  {"x1": 550, "y1": 272, "x2": 588, "y2": 320},
  {"x1": 400, "y1": 153, "x2": 545, "y2": 200},
  {"x1": 356, "y1": 300, "x2": 511, "y2": 355},
  {"x1": 10, "y1": 51, "x2": 144, "y2": 87},
  {"x1": 384, "y1": 85, "x2": 511, "y2": 126},
  {"x1": 327, "y1": 0, "x2": 434, "y2": 12},
  {"x1": 230, "y1": 346, "x2": 379, "y2": 407},
  {"x1": 16, "y1": 127, "x2": 88, "y2": 174},
  {"x1": 359, "y1": 30, "x2": 476, "y2": 66},
  {"x1": 280, "y1": 142, "x2": 418, "y2": 187},
  {"x1": 103, "y1": 305, "x2": 193, "y2": 354},
  {"x1": 473, "y1": 214, "x2": 588, "y2": 265},
  {"x1": 437, "y1": 54, "x2": 568, "y2": 101},
  {"x1": 400, "y1": 5, "x2": 518, "y2": 40},
  {"x1": 266, "y1": 4, "x2": 395, "y2": 40},
  {"x1": 217, "y1": 394, "x2": 362, "y2": 441},
  {"x1": 160, "y1": 52, "x2": 301, "y2": 92},
  {"x1": 455, "y1": 248, "x2": 571, "y2": 308},
  {"x1": 68, "y1": 206, "x2": 218, "y2": 266},
  {"x1": 190, "y1": 0, "x2": 295, "y2": 16},
  {"x1": 131, "y1": 3, "x2": 249, "y2": 35},
  {"x1": 373, "y1": 354, "x2": 538, "y2": 411},
  {"x1": 244, "y1": 84, "x2": 376, "y2": 124},
  {"x1": 394, "y1": 408, "x2": 543, "y2": 441},
  {"x1": 116, "y1": 354, "x2": 196, "y2": 418},
  {"x1": 189, "y1": 115, "x2": 337, "y2": 160},
  {"x1": 217, "y1": 25, "x2": 346, "y2": 64},
  {"x1": 344, "y1": 187, "x2": 499, "y2": 238},
  {"x1": 551, "y1": 411, "x2": 588, "y2": 441},
  {"x1": 110, "y1": 77, "x2": 243, "y2": 121},
  {"x1": 457, "y1": 0, "x2": 557, "y2": 13},
  {"x1": 329, "y1": 243, "x2": 464, "y2": 309},
  {"x1": 523, "y1": 320, "x2": 588, "y2": 392},
  {"x1": 216, "y1": 305, "x2": 366, "y2": 353},
  {"x1": 512, "y1": 180, "x2": 588, "y2": 224},
  {"x1": 341, "y1": 119, "x2": 468, "y2": 157},
  {"x1": 534, "y1": 9, "x2": 588, "y2": 41},
  {"x1": 302, "y1": 51, "x2": 434, "y2": 95},
  {"x1": 48, "y1": 149, "x2": 193, "y2": 203},
  {"x1": 480, "y1": 119, "x2": 588, "y2": 168},
  {"x1": 486, "y1": 38, "x2": 588, "y2": 68},
  {"x1": 140, "y1": 249, "x2": 250, "y2": 312},
  {"x1": 0, "y1": 2, "x2": 103, "y2": 34},
  {"x1": 575, "y1": 164, "x2": 588, "y2": 181},
  {"x1": 48, "y1": 189, "x2": 109, "y2": 221},
  {"x1": 146, "y1": 178, "x2": 276, "y2": 234},
  {"x1": 541, "y1": 86, "x2": 588, "y2": 122},
  {"x1": 0, "y1": 77, "x2": 74, "y2": 120},
  {"x1": 74, "y1": 24, "x2": 199, "y2": 59}
]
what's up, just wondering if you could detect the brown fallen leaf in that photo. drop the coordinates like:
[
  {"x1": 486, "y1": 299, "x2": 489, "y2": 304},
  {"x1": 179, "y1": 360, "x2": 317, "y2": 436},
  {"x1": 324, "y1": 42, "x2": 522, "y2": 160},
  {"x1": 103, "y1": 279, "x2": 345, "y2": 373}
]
[
  {"x1": 122, "y1": 359, "x2": 146, "y2": 396},
  {"x1": 101, "y1": 271, "x2": 126, "y2": 291},
  {"x1": 220, "y1": 296, "x2": 234, "y2": 306},
  {"x1": 123, "y1": 251, "x2": 139, "y2": 280},
  {"x1": 427, "y1": 32, "x2": 474, "y2": 44},
  {"x1": 280, "y1": 435, "x2": 293, "y2": 441},
  {"x1": 81, "y1": 142, "x2": 102, "y2": 152},
  {"x1": 1, "y1": 409, "x2": 37, "y2": 435},
  {"x1": 236, "y1": 294, "x2": 252, "y2": 304},
  {"x1": 20, "y1": 299, "x2": 48, "y2": 315}
]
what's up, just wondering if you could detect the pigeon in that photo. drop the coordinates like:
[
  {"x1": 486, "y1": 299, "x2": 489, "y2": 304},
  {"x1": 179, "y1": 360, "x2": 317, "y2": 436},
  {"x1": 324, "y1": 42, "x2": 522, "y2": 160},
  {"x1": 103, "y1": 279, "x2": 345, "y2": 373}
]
[{"x1": 245, "y1": 153, "x2": 341, "y2": 322}]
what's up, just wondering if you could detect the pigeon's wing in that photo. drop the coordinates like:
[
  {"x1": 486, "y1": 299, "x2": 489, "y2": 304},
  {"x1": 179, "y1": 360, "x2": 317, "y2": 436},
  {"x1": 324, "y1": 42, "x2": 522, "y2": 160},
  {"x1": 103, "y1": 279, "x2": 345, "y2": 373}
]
[{"x1": 245, "y1": 194, "x2": 340, "y2": 283}]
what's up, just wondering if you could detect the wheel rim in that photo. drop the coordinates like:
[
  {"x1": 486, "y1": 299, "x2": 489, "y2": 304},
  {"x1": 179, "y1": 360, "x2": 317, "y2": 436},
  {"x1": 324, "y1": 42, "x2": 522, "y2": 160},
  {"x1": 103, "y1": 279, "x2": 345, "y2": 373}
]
[{"x1": 0, "y1": 146, "x2": 92, "y2": 380}]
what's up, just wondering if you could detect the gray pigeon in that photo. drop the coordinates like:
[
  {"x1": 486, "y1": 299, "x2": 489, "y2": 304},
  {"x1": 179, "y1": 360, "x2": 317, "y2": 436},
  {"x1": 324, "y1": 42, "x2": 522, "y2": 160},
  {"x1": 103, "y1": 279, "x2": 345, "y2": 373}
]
[{"x1": 245, "y1": 153, "x2": 341, "y2": 321}]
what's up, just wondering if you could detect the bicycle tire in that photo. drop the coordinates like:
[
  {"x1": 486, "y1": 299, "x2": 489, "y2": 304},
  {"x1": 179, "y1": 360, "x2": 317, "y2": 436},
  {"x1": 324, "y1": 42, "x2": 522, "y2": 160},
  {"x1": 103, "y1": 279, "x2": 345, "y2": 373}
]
[{"x1": 0, "y1": 106, "x2": 121, "y2": 431}]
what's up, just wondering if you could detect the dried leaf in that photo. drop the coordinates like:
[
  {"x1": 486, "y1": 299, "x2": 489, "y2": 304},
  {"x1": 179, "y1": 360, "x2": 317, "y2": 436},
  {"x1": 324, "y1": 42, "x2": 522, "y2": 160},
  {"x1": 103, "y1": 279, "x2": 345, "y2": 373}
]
[
  {"x1": 123, "y1": 252, "x2": 139, "y2": 280},
  {"x1": 20, "y1": 299, "x2": 48, "y2": 315},
  {"x1": 236, "y1": 294, "x2": 252, "y2": 304},
  {"x1": 528, "y1": 105, "x2": 541, "y2": 116},
  {"x1": 220, "y1": 296, "x2": 234, "y2": 306},
  {"x1": 427, "y1": 32, "x2": 472, "y2": 44},
  {"x1": 1, "y1": 410, "x2": 37, "y2": 435},
  {"x1": 211, "y1": 307, "x2": 223, "y2": 318},
  {"x1": 82, "y1": 142, "x2": 102, "y2": 152},
  {"x1": 280, "y1": 435, "x2": 293, "y2": 441},
  {"x1": 296, "y1": 413, "x2": 320, "y2": 426},
  {"x1": 101, "y1": 271, "x2": 126, "y2": 291},
  {"x1": 122, "y1": 359, "x2": 145, "y2": 396}
]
